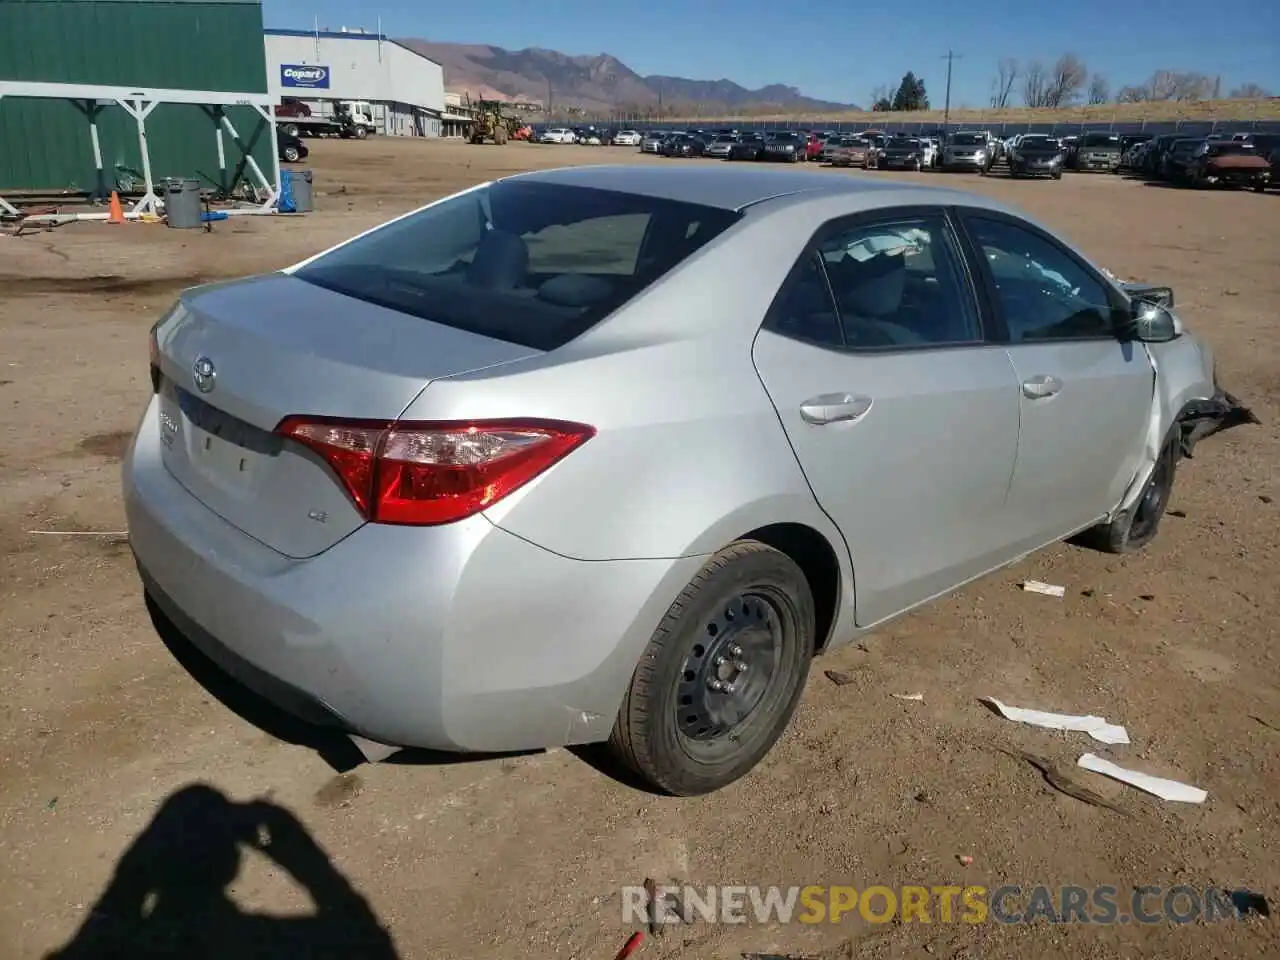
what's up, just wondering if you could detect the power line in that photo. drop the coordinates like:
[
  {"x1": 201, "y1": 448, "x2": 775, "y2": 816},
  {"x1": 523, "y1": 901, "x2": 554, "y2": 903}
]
[{"x1": 941, "y1": 50, "x2": 963, "y2": 130}]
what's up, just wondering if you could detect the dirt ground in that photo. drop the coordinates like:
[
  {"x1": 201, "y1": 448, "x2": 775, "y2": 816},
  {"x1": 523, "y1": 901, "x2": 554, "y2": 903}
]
[{"x1": 1, "y1": 137, "x2": 1277, "y2": 960}]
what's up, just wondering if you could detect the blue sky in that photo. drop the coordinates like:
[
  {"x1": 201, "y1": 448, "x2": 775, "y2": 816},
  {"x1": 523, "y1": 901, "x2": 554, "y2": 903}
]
[{"x1": 262, "y1": 0, "x2": 1278, "y2": 107}]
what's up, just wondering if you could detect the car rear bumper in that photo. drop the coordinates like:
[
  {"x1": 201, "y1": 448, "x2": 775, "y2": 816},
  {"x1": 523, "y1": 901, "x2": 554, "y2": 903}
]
[
  {"x1": 943, "y1": 156, "x2": 984, "y2": 168},
  {"x1": 124, "y1": 398, "x2": 700, "y2": 753}
]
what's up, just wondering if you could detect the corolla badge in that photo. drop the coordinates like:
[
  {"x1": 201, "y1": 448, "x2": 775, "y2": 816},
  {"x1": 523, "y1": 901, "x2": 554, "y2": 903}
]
[{"x1": 192, "y1": 356, "x2": 216, "y2": 394}]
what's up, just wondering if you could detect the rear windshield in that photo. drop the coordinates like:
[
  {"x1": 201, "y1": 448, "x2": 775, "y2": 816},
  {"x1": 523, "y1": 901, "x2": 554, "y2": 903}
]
[
  {"x1": 295, "y1": 181, "x2": 742, "y2": 351},
  {"x1": 1081, "y1": 134, "x2": 1120, "y2": 147},
  {"x1": 887, "y1": 138, "x2": 919, "y2": 148},
  {"x1": 950, "y1": 133, "x2": 985, "y2": 145},
  {"x1": 1208, "y1": 142, "x2": 1254, "y2": 154}
]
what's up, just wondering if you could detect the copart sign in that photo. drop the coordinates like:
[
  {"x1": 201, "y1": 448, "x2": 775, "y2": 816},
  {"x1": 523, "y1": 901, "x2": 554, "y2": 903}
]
[{"x1": 281, "y1": 65, "x2": 330, "y2": 89}]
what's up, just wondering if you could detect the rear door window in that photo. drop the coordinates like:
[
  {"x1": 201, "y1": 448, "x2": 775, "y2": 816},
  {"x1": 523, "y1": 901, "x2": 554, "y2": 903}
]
[{"x1": 295, "y1": 181, "x2": 742, "y2": 351}]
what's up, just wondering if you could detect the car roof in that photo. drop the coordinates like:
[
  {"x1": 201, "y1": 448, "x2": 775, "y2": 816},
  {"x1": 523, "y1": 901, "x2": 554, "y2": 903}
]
[{"x1": 505, "y1": 164, "x2": 1019, "y2": 214}]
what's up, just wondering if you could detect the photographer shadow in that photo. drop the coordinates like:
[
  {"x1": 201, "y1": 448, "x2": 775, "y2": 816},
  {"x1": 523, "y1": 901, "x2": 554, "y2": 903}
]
[{"x1": 45, "y1": 784, "x2": 400, "y2": 960}]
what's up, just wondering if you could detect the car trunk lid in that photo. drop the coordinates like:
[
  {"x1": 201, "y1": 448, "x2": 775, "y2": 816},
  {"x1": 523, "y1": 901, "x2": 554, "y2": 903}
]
[{"x1": 152, "y1": 273, "x2": 537, "y2": 558}]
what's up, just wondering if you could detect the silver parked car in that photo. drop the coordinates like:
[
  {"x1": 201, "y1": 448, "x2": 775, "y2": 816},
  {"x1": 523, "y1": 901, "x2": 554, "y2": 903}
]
[{"x1": 127, "y1": 166, "x2": 1254, "y2": 796}]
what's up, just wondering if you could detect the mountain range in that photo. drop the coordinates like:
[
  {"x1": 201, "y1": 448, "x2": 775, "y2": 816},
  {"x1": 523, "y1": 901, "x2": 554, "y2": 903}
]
[{"x1": 397, "y1": 40, "x2": 859, "y2": 115}]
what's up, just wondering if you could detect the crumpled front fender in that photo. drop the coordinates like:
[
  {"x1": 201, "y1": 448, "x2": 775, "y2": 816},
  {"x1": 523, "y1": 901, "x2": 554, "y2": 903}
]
[
  {"x1": 1176, "y1": 389, "x2": 1260, "y2": 458},
  {"x1": 1112, "y1": 334, "x2": 1259, "y2": 518}
]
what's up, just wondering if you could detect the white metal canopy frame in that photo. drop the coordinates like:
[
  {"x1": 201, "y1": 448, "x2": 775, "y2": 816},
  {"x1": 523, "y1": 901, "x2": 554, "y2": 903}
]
[{"x1": 0, "y1": 80, "x2": 283, "y2": 218}]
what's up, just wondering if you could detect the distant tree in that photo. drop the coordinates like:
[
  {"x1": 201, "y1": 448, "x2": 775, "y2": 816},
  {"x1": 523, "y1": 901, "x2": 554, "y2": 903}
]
[
  {"x1": 1043, "y1": 53, "x2": 1088, "y2": 107},
  {"x1": 869, "y1": 83, "x2": 893, "y2": 111},
  {"x1": 1022, "y1": 60, "x2": 1049, "y2": 108},
  {"x1": 1087, "y1": 73, "x2": 1110, "y2": 104},
  {"x1": 1229, "y1": 82, "x2": 1271, "y2": 98},
  {"x1": 1132, "y1": 69, "x2": 1215, "y2": 101},
  {"x1": 990, "y1": 58, "x2": 1018, "y2": 109},
  {"x1": 890, "y1": 72, "x2": 929, "y2": 111}
]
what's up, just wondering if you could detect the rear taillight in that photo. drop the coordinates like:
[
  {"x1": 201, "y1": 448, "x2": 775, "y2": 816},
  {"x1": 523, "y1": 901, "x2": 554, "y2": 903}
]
[{"x1": 276, "y1": 417, "x2": 595, "y2": 526}]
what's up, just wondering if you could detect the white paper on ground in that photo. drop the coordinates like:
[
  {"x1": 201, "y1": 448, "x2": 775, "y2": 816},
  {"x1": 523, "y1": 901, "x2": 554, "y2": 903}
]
[
  {"x1": 981, "y1": 697, "x2": 1131, "y2": 745},
  {"x1": 1020, "y1": 580, "x2": 1066, "y2": 598},
  {"x1": 1077, "y1": 753, "x2": 1207, "y2": 804},
  {"x1": 891, "y1": 693, "x2": 924, "y2": 702}
]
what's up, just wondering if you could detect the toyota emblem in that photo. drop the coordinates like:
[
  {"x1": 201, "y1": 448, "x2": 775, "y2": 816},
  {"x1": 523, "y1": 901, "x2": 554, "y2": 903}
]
[{"x1": 192, "y1": 356, "x2": 216, "y2": 394}]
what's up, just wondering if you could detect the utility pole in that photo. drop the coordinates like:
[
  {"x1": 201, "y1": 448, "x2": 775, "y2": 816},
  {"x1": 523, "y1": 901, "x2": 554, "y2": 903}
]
[{"x1": 940, "y1": 49, "x2": 963, "y2": 133}]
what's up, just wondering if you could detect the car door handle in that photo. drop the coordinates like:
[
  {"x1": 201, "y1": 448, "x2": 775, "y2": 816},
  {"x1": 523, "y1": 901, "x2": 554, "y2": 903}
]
[
  {"x1": 799, "y1": 393, "x2": 873, "y2": 425},
  {"x1": 1021, "y1": 375, "x2": 1063, "y2": 399}
]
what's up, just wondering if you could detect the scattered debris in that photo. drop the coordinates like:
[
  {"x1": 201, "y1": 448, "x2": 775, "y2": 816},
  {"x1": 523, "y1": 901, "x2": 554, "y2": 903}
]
[
  {"x1": 1080, "y1": 587, "x2": 1097, "y2": 597},
  {"x1": 1250, "y1": 715, "x2": 1280, "y2": 733},
  {"x1": 1020, "y1": 580, "x2": 1065, "y2": 598},
  {"x1": 1168, "y1": 509, "x2": 1187, "y2": 518},
  {"x1": 824, "y1": 669, "x2": 856, "y2": 686},
  {"x1": 1077, "y1": 753, "x2": 1207, "y2": 804},
  {"x1": 1260, "y1": 495, "x2": 1273, "y2": 505},
  {"x1": 46, "y1": 797, "x2": 58, "y2": 811},
  {"x1": 913, "y1": 790, "x2": 933, "y2": 804},
  {"x1": 643, "y1": 877, "x2": 669, "y2": 936},
  {"x1": 957, "y1": 854, "x2": 974, "y2": 866},
  {"x1": 1138, "y1": 594, "x2": 1156, "y2": 602},
  {"x1": 891, "y1": 693, "x2": 924, "y2": 702},
  {"x1": 999, "y1": 749, "x2": 1129, "y2": 816},
  {"x1": 26, "y1": 529, "x2": 128, "y2": 538},
  {"x1": 1227, "y1": 889, "x2": 1270, "y2": 919},
  {"x1": 742, "y1": 954, "x2": 819, "y2": 960},
  {"x1": 614, "y1": 931, "x2": 645, "y2": 959},
  {"x1": 980, "y1": 697, "x2": 1130, "y2": 745}
]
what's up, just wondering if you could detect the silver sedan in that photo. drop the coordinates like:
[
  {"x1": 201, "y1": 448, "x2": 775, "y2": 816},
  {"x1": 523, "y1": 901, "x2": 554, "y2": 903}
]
[{"x1": 125, "y1": 166, "x2": 1254, "y2": 795}]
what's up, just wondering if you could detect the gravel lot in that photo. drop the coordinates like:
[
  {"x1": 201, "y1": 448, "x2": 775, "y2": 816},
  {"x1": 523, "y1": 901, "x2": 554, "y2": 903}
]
[{"x1": 1, "y1": 137, "x2": 1277, "y2": 959}]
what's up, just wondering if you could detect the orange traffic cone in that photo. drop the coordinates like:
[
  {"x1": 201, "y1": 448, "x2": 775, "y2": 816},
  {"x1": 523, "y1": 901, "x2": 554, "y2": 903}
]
[{"x1": 107, "y1": 191, "x2": 125, "y2": 224}]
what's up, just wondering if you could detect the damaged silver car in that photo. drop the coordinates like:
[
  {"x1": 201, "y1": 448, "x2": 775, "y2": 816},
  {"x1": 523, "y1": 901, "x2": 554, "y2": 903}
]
[{"x1": 126, "y1": 168, "x2": 1256, "y2": 797}]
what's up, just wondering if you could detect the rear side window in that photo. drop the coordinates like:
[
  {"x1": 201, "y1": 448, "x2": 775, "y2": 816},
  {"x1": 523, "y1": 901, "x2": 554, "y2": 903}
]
[{"x1": 296, "y1": 181, "x2": 741, "y2": 351}]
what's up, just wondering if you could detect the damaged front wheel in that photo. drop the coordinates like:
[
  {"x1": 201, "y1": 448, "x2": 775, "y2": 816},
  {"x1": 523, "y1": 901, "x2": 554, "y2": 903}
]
[{"x1": 1082, "y1": 441, "x2": 1178, "y2": 554}]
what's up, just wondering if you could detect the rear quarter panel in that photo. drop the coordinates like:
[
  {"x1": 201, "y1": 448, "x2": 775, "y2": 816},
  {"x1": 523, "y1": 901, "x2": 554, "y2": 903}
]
[{"x1": 394, "y1": 203, "x2": 852, "y2": 566}]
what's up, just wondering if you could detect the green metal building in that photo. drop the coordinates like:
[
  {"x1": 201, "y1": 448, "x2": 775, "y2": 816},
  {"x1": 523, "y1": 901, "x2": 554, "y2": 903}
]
[{"x1": 0, "y1": 0, "x2": 275, "y2": 201}]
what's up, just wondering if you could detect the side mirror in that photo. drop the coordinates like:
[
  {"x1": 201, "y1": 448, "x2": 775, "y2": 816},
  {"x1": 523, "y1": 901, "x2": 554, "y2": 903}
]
[{"x1": 1123, "y1": 300, "x2": 1180, "y2": 343}]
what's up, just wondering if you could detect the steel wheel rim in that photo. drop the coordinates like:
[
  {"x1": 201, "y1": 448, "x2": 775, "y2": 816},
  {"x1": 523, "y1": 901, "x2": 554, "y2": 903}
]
[
  {"x1": 675, "y1": 592, "x2": 784, "y2": 742},
  {"x1": 1131, "y1": 454, "x2": 1171, "y2": 539}
]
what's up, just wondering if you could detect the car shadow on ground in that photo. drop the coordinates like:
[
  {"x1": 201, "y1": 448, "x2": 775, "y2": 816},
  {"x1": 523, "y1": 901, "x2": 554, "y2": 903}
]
[
  {"x1": 147, "y1": 596, "x2": 549, "y2": 774},
  {"x1": 43, "y1": 784, "x2": 400, "y2": 960}
]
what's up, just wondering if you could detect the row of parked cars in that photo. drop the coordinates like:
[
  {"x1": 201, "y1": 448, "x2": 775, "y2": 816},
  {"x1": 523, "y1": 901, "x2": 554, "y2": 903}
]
[
  {"x1": 1117, "y1": 131, "x2": 1277, "y2": 190},
  {"x1": 533, "y1": 124, "x2": 1276, "y2": 191}
]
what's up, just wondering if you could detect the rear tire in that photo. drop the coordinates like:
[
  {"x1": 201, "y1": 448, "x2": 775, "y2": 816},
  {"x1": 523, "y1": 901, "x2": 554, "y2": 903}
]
[
  {"x1": 282, "y1": 122, "x2": 300, "y2": 138},
  {"x1": 283, "y1": 146, "x2": 300, "y2": 163},
  {"x1": 1079, "y1": 440, "x2": 1177, "y2": 554},
  {"x1": 608, "y1": 541, "x2": 815, "y2": 796}
]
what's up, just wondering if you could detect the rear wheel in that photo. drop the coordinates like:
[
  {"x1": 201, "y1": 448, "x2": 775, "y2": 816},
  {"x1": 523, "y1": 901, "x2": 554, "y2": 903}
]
[
  {"x1": 282, "y1": 145, "x2": 301, "y2": 163},
  {"x1": 282, "y1": 122, "x2": 300, "y2": 138},
  {"x1": 355, "y1": 125, "x2": 368, "y2": 140},
  {"x1": 608, "y1": 541, "x2": 814, "y2": 796}
]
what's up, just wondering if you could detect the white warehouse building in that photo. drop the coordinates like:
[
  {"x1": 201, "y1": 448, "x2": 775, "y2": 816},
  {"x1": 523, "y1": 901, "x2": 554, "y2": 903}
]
[{"x1": 264, "y1": 27, "x2": 444, "y2": 137}]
